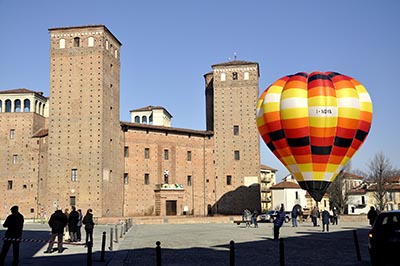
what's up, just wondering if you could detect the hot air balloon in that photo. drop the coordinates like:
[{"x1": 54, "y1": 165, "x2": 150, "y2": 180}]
[{"x1": 256, "y1": 72, "x2": 373, "y2": 201}]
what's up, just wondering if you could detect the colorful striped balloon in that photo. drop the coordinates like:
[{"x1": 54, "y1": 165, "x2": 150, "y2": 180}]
[{"x1": 256, "y1": 72, "x2": 373, "y2": 201}]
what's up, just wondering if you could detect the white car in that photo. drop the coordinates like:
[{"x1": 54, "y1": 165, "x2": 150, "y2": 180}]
[{"x1": 259, "y1": 210, "x2": 290, "y2": 223}]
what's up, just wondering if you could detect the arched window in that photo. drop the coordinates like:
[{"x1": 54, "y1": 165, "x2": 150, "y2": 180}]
[
  {"x1": 0, "y1": 100, "x2": 2, "y2": 112},
  {"x1": 105, "y1": 40, "x2": 109, "y2": 50},
  {"x1": 14, "y1": 99, "x2": 21, "y2": 112},
  {"x1": 149, "y1": 115, "x2": 153, "y2": 125},
  {"x1": 38, "y1": 102, "x2": 42, "y2": 114},
  {"x1": 59, "y1": 38, "x2": 65, "y2": 49},
  {"x1": 5, "y1": 100, "x2": 11, "y2": 112},
  {"x1": 221, "y1": 73, "x2": 226, "y2": 81},
  {"x1": 244, "y1": 72, "x2": 249, "y2": 80},
  {"x1": 88, "y1": 37, "x2": 94, "y2": 47},
  {"x1": 134, "y1": 116, "x2": 140, "y2": 123},
  {"x1": 142, "y1": 116, "x2": 147, "y2": 124},
  {"x1": 23, "y1": 99, "x2": 30, "y2": 112},
  {"x1": 114, "y1": 49, "x2": 118, "y2": 58},
  {"x1": 42, "y1": 104, "x2": 45, "y2": 115},
  {"x1": 74, "y1": 37, "x2": 80, "y2": 47}
]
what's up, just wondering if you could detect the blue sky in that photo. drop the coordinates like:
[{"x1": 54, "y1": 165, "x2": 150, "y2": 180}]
[{"x1": 0, "y1": 0, "x2": 399, "y2": 180}]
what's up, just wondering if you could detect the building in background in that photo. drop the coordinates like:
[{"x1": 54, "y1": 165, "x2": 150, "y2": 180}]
[
  {"x1": 0, "y1": 25, "x2": 264, "y2": 218},
  {"x1": 260, "y1": 164, "x2": 277, "y2": 212}
]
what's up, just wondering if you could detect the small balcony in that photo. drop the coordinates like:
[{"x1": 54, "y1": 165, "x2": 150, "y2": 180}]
[{"x1": 155, "y1": 183, "x2": 184, "y2": 191}]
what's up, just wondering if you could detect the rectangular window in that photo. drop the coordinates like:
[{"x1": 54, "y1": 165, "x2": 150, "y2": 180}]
[
  {"x1": 295, "y1": 191, "x2": 299, "y2": 200},
  {"x1": 10, "y1": 129, "x2": 15, "y2": 139},
  {"x1": 124, "y1": 146, "x2": 129, "y2": 157},
  {"x1": 226, "y1": 175, "x2": 232, "y2": 186},
  {"x1": 234, "y1": 150, "x2": 240, "y2": 160},
  {"x1": 7, "y1": 180, "x2": 13, "y2": 190},
  {"x1": 70, "y1": 196, "x2": 76, "y2": 206},
  {"x1": 71, "y1": 169, "x2": 78, "y2": 182},
  {"x1": 124, "y1": 173, "x2": 129, "y2": 184},
  {"x1": 187, "y1": 175, "x2": 192, "y2": 186},
  {"x1": 233, "y1": 125, "x2": 239, "y2": 135},
  {"x1": 145, "y1": 148, "x2": 150, "y2": 159},
  {"x1": 164, "y1": 149, "x2": 169, "y2": 160},
  {"x1": 187, "y1": 151, "x2": 192, "y2": 161},
  {"x1": 144, "y1": 173, "x2": 149, "y2": 185},
  {"x1": 12, "y1": 154, "x2": 18, "y2": 164}
]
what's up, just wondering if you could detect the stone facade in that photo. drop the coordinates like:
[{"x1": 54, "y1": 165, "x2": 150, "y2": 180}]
[{"x1": 0, "y1": 25, "x2": 262, "y2": 218}]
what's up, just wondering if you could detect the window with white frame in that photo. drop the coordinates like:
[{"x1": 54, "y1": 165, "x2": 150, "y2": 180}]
[{"x1": 12, "y1": 154, "x2": 18, "y2": 164}]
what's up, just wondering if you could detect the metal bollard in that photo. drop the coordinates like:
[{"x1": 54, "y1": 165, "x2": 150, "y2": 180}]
[
  {"x1": 353, "y1": 230, "x2": 361, "y2": 261},
  {"x1": 229, "y1": 240, "x2": 235, "y2": 266},
  {"x1": 156, "y1": 241, "x2": 162, "y2": 266},
  {"x1": 109, "y1": 227, "x2": 113, "y2": 251},
  {"x1": 100, "y1": 231, "x2": 106, "y2": 262},
  {"x1": 87, "y1": 241, "x2": 93, "y2": 266},
  {"x1": 279, "y1": 238, "x2": 285, "y2": 266},
  {"x1": 115, "y1": 225, "x2": 119, "y2": 243}
]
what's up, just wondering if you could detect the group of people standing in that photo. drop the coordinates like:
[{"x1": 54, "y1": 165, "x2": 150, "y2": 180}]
[
  {"x1": 310, "y1": 206, "x2": 339, "y2": 232},
  {"x1": 44, "y1": 207, "x2": 94, "y2": 254}
]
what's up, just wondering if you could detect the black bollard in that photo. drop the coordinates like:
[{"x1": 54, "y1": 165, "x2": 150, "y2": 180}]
[
  {"x1": 230, "y1": 240, "x2": 235, "y2": 266},
  {"x1": 87, "y1": 241, "x2": 93, "y2": 266},
  {"x1": 156, "y1": 241, "x2": 162, "y2": 266},
  {"x1": 353, "y1": 230, "x2": 361, "y2": 261},
  {"x1": 115, "y1": 225, "x2": 119, "y2": 243},
  {"x1": 100, "y1": 231, "x2": 106, "y2": 262},
  {"x1": 279, "y1": 238, "x2": 285, "y2": 266},
  {"x1": 109, "y1": 227, "x2": 113, "y2": 251}
]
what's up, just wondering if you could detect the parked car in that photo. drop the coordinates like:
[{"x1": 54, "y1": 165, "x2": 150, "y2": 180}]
[
  {"x1": 368, "y1": 210, "x2": 400, "y2": 266},
  {"x1": 259, "y1": 210, "x2": 290, "y2": 223}
]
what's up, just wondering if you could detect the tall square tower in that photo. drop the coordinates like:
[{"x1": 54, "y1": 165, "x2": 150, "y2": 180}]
[
  {"x1": 45, "y1": 25, "x2": 123, "y2": 216},
  {"x1": 205, "y1": 60, "x2": 261, "y2": 213}
]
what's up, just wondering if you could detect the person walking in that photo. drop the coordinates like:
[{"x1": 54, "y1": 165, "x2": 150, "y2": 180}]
[
  {"x1": 273, "y1": 204, "x2": 286, "y2": 240},
  {"x1": 0, "y1": 206, "x2": 24, "y2": 266},
  {"x1": 310, "y1": 206, "x2": 319, "y2": 227},
  {"x1": 82, "y1": 209, "x2": 95, "y2": 247},
  {"x1": 367, "y1": 206, "x2": 378, "y2": 226},
  {"x1": 291, "y1": 206, "x2": 298, "y2": 227},
  {"x1": 252, "y1": 210, "x2": 258, "y2": 228},
  {"x1": 77, "y1": 209, "x2": 83, "y2": 242},
  {"x1": 44, "y1": 209, "x2": 68, "y2": 254},
  {"x1": 321, "y1": 208, "x2": 330, "y2": 232},
  {"x1": 68, "y1": 206, "x2": 79, "y2": 242},
  {"x1": 332, "y1": 207, "x2": 339, "y2": 225}
]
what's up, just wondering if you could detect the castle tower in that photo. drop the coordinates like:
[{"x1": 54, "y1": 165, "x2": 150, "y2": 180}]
[
  {"x1": 205, "y1": 60, "x2": 261, "y2": 214},
  {"x1": 45, "y1": 25, "x2": 123, "y2": 216}
]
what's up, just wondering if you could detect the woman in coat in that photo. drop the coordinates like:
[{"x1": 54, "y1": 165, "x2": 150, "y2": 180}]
[{"x1": 82, "y1": 209, "x2": 95, "y2": 247}]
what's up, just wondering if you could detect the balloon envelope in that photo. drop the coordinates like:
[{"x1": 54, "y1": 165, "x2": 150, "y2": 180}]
[{"x1": 256, "y1": 72, "x2": 373, "y2": 201}]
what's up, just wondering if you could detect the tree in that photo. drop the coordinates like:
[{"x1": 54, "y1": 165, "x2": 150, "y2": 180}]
[
  {"x1": 327, "y1": 162, "x2": 351, "y2": 214},
  {"x1": 365, "y1": 152, "x2": 395, "y2": 211}
]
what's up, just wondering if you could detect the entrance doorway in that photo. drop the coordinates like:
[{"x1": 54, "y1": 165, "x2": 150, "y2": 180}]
[{"x1": 166, "y1": 200, "x2": 177, "y2": 216}]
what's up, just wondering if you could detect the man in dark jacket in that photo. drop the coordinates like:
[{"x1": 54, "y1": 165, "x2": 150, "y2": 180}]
[
  {"x1": 68, "y1": 206, "x2": 79, "y2": 242},
  {"x1": 0, "y1": 205, "x2": 24, "y2": 266},
  {"x1": 273, "y1": 204, "x2": 286, "y2": 240},
  {"x1": 44, "y1": 209, "x2": 68, "y2": 253}
]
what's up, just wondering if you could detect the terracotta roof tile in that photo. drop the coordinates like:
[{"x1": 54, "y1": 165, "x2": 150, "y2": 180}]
[{"x1": 270, "y1": 181, "x2": 300, "y2": 189}]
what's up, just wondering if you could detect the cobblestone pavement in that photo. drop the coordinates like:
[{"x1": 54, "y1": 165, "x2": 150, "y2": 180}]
[
  {"x1": 1, "y1": 220, "x2": 375, "y2": 266},
  {"x1": 110, "y1": 220, "x2": 373, "y2": 266}
]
